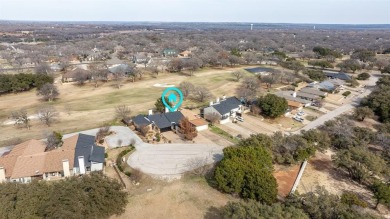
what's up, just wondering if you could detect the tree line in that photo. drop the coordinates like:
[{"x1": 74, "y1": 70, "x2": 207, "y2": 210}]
[
  {"x1": 0, "y1": 73, "x2": 53, "y2": 94},
  {"x1": 0, "y1": 173, "x2": 128, "y2": 219}
]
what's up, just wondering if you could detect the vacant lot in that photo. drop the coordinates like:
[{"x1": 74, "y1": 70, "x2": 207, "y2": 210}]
[
  {"x1": 0, "y1": 66, "x2": 256, "y2": 146},
  {"x1": 111, "y1": 177, "x2": 236, "y2": 219},
  {"x1": 296, "y1": 150, "x2": 375, "y2": 206}
]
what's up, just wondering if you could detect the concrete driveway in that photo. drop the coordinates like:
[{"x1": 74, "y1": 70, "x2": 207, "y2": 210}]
[
  {"x1": 63, "y1": 126, "x2": 143, "y2": 148},
  {"x1": 64, "y1": 126, "x2": 224, "y2": 179},
  {"x1": 128, "y1": 143, "x2": 223, "y2": 180}
]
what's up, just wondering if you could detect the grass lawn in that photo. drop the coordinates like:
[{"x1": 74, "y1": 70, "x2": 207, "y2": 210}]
[
  {"x1": 209, "y1": 125, "x2": 239, "y2": 144},
  {"x1": 0, "y1": 66, "x2": 254, "y2": 146}
]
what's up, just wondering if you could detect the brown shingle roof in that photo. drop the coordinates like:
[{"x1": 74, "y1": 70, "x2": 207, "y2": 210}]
[
  {"x1": 61, "y1": 135, "x2": 79, "y2": 151},
  {"x1": 44, "y1": 149, "x2": 75, "y2": 173},
  {"x1": 287, "y1": 100, "x2": 303, "y2": 108},
  {"x1": 0, "y1": 156, "x2": 18, "y2": 178},
  {"x1": 7, "y1": 139, "x2": 46, "y2": 157},
  {"x1": 11, "y1": 153, "x2": 46, "y2": 179},
  {"x1": 0, "y1": 136, "x2": 79, "y2": 179},
  {"x1": 190, "y1": 118, "x2": 208, "y2": 127},
  {"x1": 180, "y1": 109, "x2": 198, "y2": 121}
]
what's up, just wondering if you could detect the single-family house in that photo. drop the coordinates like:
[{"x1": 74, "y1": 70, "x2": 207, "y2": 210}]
[
  {"x1": 108, "y1": 64, "x2": 131, "y2": 74},
  {"x1": 180, "y1": 109, "x2": 209, "y2": 131},
  {"x1": 163, "y1": 49, "x2": 177, "y2": 57},
  {"x1": 287, "y1": 100, "x2": 304, "y2": 111},
  {"x1": 179, "y1": 50, "x2": 191, "y2": 57},
  {"x1": 296, "y1": 92, "x2": 321, "y2": 101},
  {"x1": 299, "y1": 87, "x2": 328, "y2": 97},
  {"x1": 245, "y1": 67, "x2": 275, "y2": 76},
  {"x1": 310, "y1": 79, "x2": 345, "y2": 92},
  {"x1": 62, "y1": 68, "x2": 90, "y2": 82},
  {"x1": 72, "y1": 134, "x2": 105, "y2": 175},
  {"x1": 0, "y1": 134, "x2": 105, "y2": 183},
  {"x1": 203, "y1": 96, "x2": 243, "y2": 124},
  {"x1": 131, "y1": 114, "x2": 152, "y2": 131},
  {"x1": 324, "y1": 71, "x2": 352, "y2": 81},
  {"x1": 147, "y1": 113, "x2": 173, "y2": 132},
  {"x1": 132, "y1": 53, "x2": 149, "y2": 64},
  {"x1": 132, "y1": 110, "x2": 185, "y2": 133},
  {"x1": 275, "y1": 91, "x2": 312, "y2": 107}
]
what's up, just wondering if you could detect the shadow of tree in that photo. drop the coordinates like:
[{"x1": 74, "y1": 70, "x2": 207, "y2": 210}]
[{"x1": 204, "y1": 206, "x2": 223, "y2": 219}]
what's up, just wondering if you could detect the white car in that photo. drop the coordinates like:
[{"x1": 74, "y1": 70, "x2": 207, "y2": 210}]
[
  {"x1": 236, "y1": 116, "x2": 244, "y2": 122},
  {"x1": 293, "y1": 116, "x2": 304, "y2": 122},
  {"x1": 297, "y1": 111, "x2": 305, "y2": 116}
]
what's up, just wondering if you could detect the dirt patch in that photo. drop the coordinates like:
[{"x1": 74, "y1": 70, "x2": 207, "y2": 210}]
[
  {"x1": 111, "y1": 177, "x2": 236, "y2": 219},
  {"x1": 274, "y1": 165, "x2": 300, "y2": 199}
]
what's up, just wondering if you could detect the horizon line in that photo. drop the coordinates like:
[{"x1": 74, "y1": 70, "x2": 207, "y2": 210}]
[{"x1": 0, "y1": 19, "x2": 389, "y2": 26}]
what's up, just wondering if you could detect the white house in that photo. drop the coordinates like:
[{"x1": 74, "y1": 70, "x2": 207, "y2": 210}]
[{"x1": 203, "y1": 96, "x2": 243, "y2": 124}]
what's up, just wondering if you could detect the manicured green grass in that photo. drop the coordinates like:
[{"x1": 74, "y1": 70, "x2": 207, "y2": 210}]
[{"x1": 209, "y1": 125, "x2": 239, "y2": 144}]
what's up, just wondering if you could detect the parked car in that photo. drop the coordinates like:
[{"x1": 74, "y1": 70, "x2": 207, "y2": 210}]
[
  {"x1": 297, "y1": 111, "x2": 305, "y2": 116},
  {"x1": 236, "y1": 116, "x2": 244, "y2": 122},
  {"x1": 293, "y1": 116, "x2": 304, "y2": 122}
]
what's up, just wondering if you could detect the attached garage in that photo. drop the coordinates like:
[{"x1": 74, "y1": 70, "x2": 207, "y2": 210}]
[{"x1": 190, "y1": 118, "x2": 209, "y2": 131}]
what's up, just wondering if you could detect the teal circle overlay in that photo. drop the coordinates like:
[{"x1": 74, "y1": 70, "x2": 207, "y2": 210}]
[{"x1": 161, "y1": 87, "x2": 183, "y2": 112}]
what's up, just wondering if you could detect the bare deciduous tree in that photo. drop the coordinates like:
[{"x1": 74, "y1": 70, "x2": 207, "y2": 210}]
[
  {"x1": 205, "y1": 112, "x2": 220, "y2": 124},
  {"x1": 35, "y1": 63, "x2": 52, "y2": 75},
  {"x1": 232, "y1": 70, "x2": 244, "y2": 82},
  {"x1": 37, "y1": 83, "x2": 59, "y2": 102},
  {"x1": 37, "y1": 105, "x2": 59, "y2": 126},
  {"x1": 192, "y1": 86, "x2": 213, "y2": 102},
  {"x1": 185, "y1": 57, "x2": 202, "y2": 76},
  {"x1": 95, "y1": 126, "x2": 111, "y2": 143},
  {"x1": 11, "y1": 109, "x2": 30, "y2": 129},
  {"x1": 178, "y1": 81, "x2": 195, "y2": 99},
  {"x1": 115, "y1": 105, "x2": 131, "y2": 121}
]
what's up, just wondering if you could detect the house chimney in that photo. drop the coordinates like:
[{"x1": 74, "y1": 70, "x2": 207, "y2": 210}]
[
  {"x1": 216, "y1": 98, "x2": 220, "y2": 103},
  {"x1": 293, "y1": 92, "x2": 297, "y2": 98},
  {"x1": 0, "y1": 167, "x2": 6, "y2": 183},
  {"x1": 209, "y1": 101, "x2": 213, "y2": 106},
  {"x1": 148, "y1": 109, "x2": 153, "y2": 115},
  {"x1": 62, "y1": 159, "x2": 70, "y2": 177},
  {"x1": 78, "y1": 156, "x2": 86, "y2": 174}
]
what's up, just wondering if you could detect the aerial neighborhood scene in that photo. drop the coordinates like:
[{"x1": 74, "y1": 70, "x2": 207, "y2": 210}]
[{"x1": 1, "y1": 0, "x2": 390, "y2": 218}]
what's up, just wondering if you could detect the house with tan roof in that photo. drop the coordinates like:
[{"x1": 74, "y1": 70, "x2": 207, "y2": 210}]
[
  {"x1": 0, "y1": 134, "x2": 105, "y2": 183},
  {"x1": 180, "y1": 109, "x2": 209, "y2": 131}
]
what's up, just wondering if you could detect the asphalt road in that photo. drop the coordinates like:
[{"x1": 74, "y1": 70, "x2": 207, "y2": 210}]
[{"x1": 293, "y1": 73, "x2": 379, "y2": 134}]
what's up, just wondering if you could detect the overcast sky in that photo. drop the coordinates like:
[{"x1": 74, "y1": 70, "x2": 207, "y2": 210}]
[{"x1": 0, "y1": 0, "x2": 389, "y2": 24}]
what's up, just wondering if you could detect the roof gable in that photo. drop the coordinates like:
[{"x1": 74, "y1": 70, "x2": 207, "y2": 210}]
[
  {"x1": 73, "y1": 134, "x2": 105, "y2": 168},
  {"x1": 164, "y1": 111, "x2": 184, "y2": 124},
  {"x1": 211, "y1": 97, "x2": 242, "y2": 115},
  {"x1": 132, "y1": 115, "x2": 151, "y2": 127},
  {"x1": 148, "y1": 114, "x2": 172, "y2": 129}
]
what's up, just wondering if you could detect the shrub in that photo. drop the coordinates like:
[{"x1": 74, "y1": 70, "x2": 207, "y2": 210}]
[
  {"x1": 341, "y1": 192, "x2": 368, "y2": 208},
  {"x1": 215, "y1": 146, "x2": 277, "y2": 204},
  {"x1": 357, "y1": 72, "x2": 370, "y2": 80},
  {"x1": 342, "y1": 91, "x2": 351, "y2": 97}
]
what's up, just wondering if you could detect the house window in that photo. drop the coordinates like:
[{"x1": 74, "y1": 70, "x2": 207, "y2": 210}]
[{"x1": 221, "y1": 115, "x2": 229, "y2": 120}]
